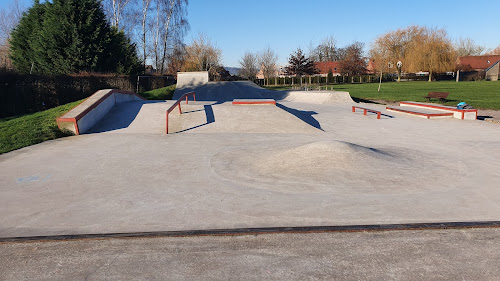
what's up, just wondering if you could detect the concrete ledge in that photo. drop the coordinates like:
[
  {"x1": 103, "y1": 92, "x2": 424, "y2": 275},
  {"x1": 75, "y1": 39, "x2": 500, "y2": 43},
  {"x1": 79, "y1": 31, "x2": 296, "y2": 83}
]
[
  {"x1": 400, "y1": 101, "x2": 478, "y2": 120},
  {"x1": 232, "y1": 99, "x2": 276, "y2": 105},
  {"x1": 56, "y1": 89, "x2": 145, "y2": 135},
  {"x1": 386, "y1": 106, "x2": 454, "y2": 119},
  {"x1": 176, "y1": 71, "x2": 209, "y2": 88}
]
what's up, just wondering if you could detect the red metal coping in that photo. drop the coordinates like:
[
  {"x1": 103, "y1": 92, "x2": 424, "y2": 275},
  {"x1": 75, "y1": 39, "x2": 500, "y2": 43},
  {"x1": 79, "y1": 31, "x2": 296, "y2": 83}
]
[
  {"x1": 56, "y1": 89, "x2": 146, "y2": 135},
  {"x1": 232, "y1": 100, "x2": 276, "y2": 105},
  {"x1": 400, "y1": 101, "x2": 477, "y2": 113},
  {"x1": 387, "y1": 107, "x2": 454, "y2": 119}
]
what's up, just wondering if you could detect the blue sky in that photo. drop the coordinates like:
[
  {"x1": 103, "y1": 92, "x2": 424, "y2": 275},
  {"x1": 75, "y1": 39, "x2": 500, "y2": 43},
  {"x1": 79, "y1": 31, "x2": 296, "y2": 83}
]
[
  {"x1": 2, "y1": 0, "x2": 499, "y2": 67},
  {"x1": 187, "y1": 0, "x2": 500, "y2": 67}
]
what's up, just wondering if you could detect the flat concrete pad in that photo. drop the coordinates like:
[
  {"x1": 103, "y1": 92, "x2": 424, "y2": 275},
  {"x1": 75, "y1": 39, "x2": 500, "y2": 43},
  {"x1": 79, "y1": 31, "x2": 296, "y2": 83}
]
[{"x1": 1, "y1": 83, "x2": 500, "y2": 238}]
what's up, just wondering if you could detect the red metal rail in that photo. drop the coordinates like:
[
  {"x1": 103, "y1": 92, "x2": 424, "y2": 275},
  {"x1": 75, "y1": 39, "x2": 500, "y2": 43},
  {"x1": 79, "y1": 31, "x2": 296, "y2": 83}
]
[
  {"x1": 166, "y1": 92, "x2": 196, "y2": 134},
  {"x1": 352, "y1": 106, "x2": 381, "y2": 119}
]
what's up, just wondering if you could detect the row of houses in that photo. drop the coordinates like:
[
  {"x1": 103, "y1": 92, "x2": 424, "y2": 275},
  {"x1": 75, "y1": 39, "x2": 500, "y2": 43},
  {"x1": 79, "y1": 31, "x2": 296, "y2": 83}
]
[
  {"x1": 256, "y1": 60, "x2": 376, "y2": 80},
  {"x1": 256, "y1": 55, "x2": 500, "y2": 81}
]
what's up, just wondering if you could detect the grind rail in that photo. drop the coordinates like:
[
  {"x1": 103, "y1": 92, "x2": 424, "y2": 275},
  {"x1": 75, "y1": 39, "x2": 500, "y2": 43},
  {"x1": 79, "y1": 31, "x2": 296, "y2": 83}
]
[{"x1": 166, "y1": 92, "x2": 196, "y2": 134}]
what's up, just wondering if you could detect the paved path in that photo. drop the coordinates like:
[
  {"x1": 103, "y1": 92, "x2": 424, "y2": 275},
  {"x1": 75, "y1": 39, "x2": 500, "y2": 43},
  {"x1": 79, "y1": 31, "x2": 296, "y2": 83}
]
[{"x1": 2, "y1": 228, "x2": 500, "y2": 280}]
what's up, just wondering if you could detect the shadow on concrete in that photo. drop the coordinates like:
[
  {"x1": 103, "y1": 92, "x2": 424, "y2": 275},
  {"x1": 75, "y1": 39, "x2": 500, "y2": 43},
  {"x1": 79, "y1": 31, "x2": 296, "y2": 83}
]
[
  {"x1": 477, "y1": 115, "x2": 493, "y2": 121},
  {"x1": 276, "y1": 103, "x2": 323, "y2": 131},
  {"x1": 175, "y1": 104, "x2": 215, "y2": 133},
  {"x1": 351, "y1": 97, "x2": 381, "y2": 104},
  {"x1": 87, "y1": 100, "x2": 164, "y2": 134}
]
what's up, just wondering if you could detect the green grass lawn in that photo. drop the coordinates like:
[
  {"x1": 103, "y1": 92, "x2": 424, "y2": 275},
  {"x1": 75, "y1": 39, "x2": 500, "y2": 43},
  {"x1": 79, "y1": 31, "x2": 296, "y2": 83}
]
[
  {"x1": 0, "y1": 99, "x2": 84, "y2": 154},
  {"x1": 265, "y1": 81, "x2": 500, "y2": 109},
  {"x1": 140, "y1": 84, "x2": 176, "y2": 100}
]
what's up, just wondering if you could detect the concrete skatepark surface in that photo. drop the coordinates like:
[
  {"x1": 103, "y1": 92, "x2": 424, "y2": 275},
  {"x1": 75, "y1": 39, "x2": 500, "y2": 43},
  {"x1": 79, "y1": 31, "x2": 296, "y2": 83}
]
[{"x1": 1, "y1": 79, "x2": 500, "y2": 278}]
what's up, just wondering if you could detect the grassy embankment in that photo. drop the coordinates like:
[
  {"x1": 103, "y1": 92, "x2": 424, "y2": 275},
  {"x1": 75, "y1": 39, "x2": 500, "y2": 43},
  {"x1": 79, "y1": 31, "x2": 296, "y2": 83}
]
[
  {"x1": 140, "y1": 84, "x2": 176, "y2": 100},
  {"x1": 0, "y1": 85, "x2": 177, "y2": 154},
  {"x1": 0, "y1": 99, "x2": 84, "y2": 154},
  {"x1": 265, "y1": 80, "x2": 500, "y2": 110}
]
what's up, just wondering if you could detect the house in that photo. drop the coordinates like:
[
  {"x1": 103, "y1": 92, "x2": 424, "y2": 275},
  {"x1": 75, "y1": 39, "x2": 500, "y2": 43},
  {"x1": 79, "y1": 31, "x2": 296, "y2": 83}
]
[
  {"x1": 314, "y1": 61, "x2": 341, "y2": 77},
  {"x1": 456, "y1": 55, "x2": 500, "y2": 81},
  {"x1": 365, "y1": 59, "x2": 377, "y2": 74},
  {"x1": 485, "y1": 61, "x2": 499, "y2": 81}
]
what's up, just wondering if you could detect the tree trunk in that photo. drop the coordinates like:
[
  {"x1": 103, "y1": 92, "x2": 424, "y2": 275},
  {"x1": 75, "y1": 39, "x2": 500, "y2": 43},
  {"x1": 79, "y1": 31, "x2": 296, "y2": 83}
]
[
  {"x1": 378, "y1": 71, "x2": 383, "y2": 92},
  {"x1": 141, "y1": 0, "x2": 150, "y2": 71},
  {"x1": 153, "y1": 1, "x2": 160, "y2": 71},
  {"x1": 428, "y1": 71, "x2": 432, "y2": 82},
  {"x1": 160, "y1": 0, "x2": 175, "y2": 74}
]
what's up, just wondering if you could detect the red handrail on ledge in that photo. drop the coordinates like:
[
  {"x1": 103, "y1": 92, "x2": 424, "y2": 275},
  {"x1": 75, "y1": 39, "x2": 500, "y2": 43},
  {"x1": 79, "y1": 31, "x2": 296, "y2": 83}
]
[{"x1": 166, "y1": 92, "x2": 196, "y2": 134}]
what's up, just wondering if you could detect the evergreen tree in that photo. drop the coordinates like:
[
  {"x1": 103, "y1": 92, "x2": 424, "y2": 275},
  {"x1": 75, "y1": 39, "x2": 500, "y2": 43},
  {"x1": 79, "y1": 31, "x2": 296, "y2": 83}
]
[
  {"x1": 285, "y1": 48, "x2": 317, "y2": 85},
  {"x1": 8, "y1": 1, "x2": 47, "y2": 73},
  {"x1": 9, "y1": 0, "x2": 141, "y2": 75},
  {"x1": 327, "y1": 68, "x2": 334, "y2": 84}
]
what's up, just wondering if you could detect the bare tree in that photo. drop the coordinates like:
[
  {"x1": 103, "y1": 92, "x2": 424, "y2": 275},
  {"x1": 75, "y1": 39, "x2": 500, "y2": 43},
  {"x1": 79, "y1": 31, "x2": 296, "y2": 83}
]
[
  {"x1": 148, "y1": 0, "x2": 188, "y2": 73},
  {"x1": 105, "y1": 0, "x2": 133, "y2": 29},
  {"x1": 141, "y1": 0, "x2": 151, "y2": 68},
  {"x1": 370, "y1": 25, "x2": 426, "y2": 82},
  {"x1": 183, "y1": 33, "x2": 221, "y2": 77},
  {"x1": 455, "y1": 37, "x2": 485, "y2": 57},
  {"x1": 317, "y1": 36, "x2": 338, "y2": 61},
  {"x1": 238, "y1": 52, "x2": 259, "y2": 80},
  {"x1": 338, "y1": 42, "x2": 366, "y2": 76},
  {"x1": 159, "y1": 0, "x2": 188, "y2": 73},
  {"x1": 486, "y1": 45, "x2": 500, "y2": 55},
  {"x1": 406, "y1": 27, "x2": 455, "y2": 82},
  {"x1": 258, "y1": 46, "x2": 278, "y2": 86},
  {"x1": 0, "y1": 0, "x2": 25, "y2": 44},
  {"x1": 0, "y1": 0, "x2": 25, "y2": 69}
]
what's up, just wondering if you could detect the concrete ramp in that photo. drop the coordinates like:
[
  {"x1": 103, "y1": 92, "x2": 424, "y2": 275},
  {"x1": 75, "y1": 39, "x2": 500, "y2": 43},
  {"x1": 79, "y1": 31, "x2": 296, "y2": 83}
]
[
  {"x1": 174, "y1": 81, "x2": 353, "y2": 105},
  {"x1": 173, "y1": 81, "x2": 268, "y2": 103},
  {"x1": 56, "y1": 89, "x2": 145, "y2": 135}
]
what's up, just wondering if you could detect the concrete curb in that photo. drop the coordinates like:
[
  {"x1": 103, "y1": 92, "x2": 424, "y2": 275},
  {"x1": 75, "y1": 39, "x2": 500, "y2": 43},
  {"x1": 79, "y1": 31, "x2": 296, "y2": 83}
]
[{"x1": 2, "y1": 221, "x2": 499, "y2": 244}]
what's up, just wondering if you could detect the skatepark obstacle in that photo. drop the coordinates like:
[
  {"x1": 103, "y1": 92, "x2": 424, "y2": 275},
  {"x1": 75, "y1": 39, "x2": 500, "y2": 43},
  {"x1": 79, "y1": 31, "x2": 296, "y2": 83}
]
[
  {"x1": 176, "y1": 71, "x2": 209, "y2": 88},
  {"x1": 352, "y1": 106, "x2": 381, "y2": 119},
  {"x1": 56, "y1": 89, "x2": 145, "y2": 135},
  {"x1": 166, "y1": 91, "x2": 196, "y2": 134},
  {"x1": 232, "y1": 99, "x2": 276, "y2": 105}
]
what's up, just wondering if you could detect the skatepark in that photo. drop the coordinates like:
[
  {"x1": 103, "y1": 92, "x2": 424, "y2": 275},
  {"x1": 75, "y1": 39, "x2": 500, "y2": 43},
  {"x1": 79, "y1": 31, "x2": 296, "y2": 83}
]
[{"x1": 1, "y1": 73, "x2": 500, "y2": 278}]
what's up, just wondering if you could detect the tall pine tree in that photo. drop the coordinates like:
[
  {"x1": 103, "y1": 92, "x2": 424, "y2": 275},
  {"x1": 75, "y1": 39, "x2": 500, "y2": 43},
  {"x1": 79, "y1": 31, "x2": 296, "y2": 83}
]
[
  {"x1": 9, "y1": 0, "x2": 141, "y2": 75},
  {"x1": 285, "y1": 48, "x2": 317, "y2": 85}
]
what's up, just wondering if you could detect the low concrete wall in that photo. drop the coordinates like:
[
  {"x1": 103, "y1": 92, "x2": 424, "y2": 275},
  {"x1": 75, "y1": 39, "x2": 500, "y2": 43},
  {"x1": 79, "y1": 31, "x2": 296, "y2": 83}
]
[
  {"x1": 281, "y1": 91, "x2": 353, "y2": 104},
  {"x1": 56, "y1": 89, "x2": 145, "y2": 135},
  {"x1": 176, "y1": 71, "x2": 209, "y2": 88}
]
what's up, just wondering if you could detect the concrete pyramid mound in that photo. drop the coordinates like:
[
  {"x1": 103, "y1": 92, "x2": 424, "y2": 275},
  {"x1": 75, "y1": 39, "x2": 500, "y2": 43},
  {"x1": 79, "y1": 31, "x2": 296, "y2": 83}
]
[{"x1": 211, "y1": 140, "x2": 467, "y2": 193}]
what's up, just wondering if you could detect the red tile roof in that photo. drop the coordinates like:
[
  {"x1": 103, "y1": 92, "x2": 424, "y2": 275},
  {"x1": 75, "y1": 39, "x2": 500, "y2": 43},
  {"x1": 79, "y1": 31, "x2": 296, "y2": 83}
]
[
  {"x1": 457, "y1": 55, "x2": 500, "y2": 70},
  {"x1": 314, "y1": 61, "x2": 339, "y2": 74}
]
